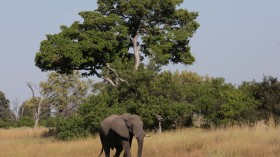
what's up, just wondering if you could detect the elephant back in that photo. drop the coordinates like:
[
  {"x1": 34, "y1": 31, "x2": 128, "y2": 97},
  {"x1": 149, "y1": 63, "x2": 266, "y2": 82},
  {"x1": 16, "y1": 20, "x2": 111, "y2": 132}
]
[{"x1": 100, "y1": 114, "x2": 130, "y2": 139}]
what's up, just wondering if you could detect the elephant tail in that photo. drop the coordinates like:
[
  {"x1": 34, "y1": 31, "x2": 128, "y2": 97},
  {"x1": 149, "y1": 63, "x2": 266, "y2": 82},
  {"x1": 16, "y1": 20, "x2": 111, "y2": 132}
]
[{"x1": 98, "y1": 146, "x2": 103, "y2": 157}]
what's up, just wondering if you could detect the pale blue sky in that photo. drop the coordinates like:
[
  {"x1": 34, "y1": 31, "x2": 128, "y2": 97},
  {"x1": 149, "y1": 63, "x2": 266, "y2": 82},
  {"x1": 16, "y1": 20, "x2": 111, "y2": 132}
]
[{"x1": 1, "y1": 0, "x2": 280, "y2": 103}]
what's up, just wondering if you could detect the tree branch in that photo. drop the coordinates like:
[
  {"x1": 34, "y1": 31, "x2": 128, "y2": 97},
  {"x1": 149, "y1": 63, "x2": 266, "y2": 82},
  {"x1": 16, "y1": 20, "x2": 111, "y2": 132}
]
[
  {"x1": 26, "y1": 82, "x2": 35, "y2": 98},
  {"x1": 106, "y1": 63, "x2": 127, "y2": 83},
  {"x1": 103, "y1": 77, "x2": 117, "y2": 87}
]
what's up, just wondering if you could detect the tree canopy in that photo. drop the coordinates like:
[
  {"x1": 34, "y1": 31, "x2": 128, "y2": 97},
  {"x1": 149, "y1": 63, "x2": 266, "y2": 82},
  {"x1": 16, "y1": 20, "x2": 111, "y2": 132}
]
[{"x1": 35, "y1": 0, "x2": 199, "y2": 86}]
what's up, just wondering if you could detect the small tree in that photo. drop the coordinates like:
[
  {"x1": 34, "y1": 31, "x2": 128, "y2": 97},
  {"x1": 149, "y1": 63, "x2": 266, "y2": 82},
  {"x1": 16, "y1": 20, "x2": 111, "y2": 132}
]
[
  {"x1": 40, "y1": 71, "x2": 92, "y2": 117},
  {"x1": 26, "y1": 82, "x2": 50, "y2": 129},
  {"x1": 26, "y1": 71, "x2": 92, "y2": 129},
  {"x1": 0, "y1": 91, "x2": 11, "y2": 122}
]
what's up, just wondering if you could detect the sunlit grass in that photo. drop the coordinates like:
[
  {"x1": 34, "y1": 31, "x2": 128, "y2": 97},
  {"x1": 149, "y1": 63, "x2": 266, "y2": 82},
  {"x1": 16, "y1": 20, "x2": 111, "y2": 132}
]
[
  {"x1": 1, "y1": 123, "x2": 280, "y2": 157},
  {"x1": 140, "y1": 122, "x2": 280, "y2": 157},
  {"x1": 0, "y1": 127, "x2": 48, "y2": 139},
  {"x1": 0, "y1": 127, "x2": 99, "y2": 157}
]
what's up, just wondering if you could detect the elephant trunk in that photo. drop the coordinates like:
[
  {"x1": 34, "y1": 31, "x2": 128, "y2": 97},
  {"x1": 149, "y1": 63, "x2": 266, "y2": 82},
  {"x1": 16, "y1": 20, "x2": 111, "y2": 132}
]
[{"x1": 136, "y1": 137, "x2": 144, "y2": 157}]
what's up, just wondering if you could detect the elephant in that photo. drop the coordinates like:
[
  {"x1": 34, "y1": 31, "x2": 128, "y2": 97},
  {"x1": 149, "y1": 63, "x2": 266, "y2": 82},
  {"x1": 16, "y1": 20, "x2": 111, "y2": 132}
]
[{"x1": 98, "y1": 113, "x2": 145, "y2": 157}]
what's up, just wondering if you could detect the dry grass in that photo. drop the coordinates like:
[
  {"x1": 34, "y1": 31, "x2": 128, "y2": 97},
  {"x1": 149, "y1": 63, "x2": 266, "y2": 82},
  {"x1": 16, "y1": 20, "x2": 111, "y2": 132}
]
[
  {"x1": 0, "y1": 127, "x2": 48, "y2": 139},
  {"x1": 141, "y1": 121, "x2": 280, "y2": 157},
  {"x1": 0, "y1": 127, "x2": 98, "y2": 157},
  {"x1": 1, "y1": 123, "x2": 280, "y2": 157}
]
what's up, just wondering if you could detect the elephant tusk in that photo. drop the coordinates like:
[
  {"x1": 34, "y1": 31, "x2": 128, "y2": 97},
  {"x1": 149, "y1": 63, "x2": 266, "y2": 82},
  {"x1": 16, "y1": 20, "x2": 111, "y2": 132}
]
[{"x1": 145, "y1": 134, "x2": 151, "y2": 137}]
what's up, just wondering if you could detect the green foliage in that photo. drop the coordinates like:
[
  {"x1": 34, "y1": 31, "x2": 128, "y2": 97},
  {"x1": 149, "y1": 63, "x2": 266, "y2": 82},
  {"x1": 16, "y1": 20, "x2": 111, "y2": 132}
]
[
  {"x1": 0, "y1": 91, "x2": 11, "y2": 121},
  {"x1": 189, "y1": 77, "x2": 256, "y2": 126},
  {"x1": 52, "y1": 116, "x2": 90, "y2": 140},
  {"x1": 75, "y1": 68, "x2": 199, "y2": 133},
  {"x1": 98, "y1": 0, "x2": 199, "y2": 65},
  {"x1": 38, "y1": 117, "x2": 57, "y2": 128},
  {"x1": 246, "y1": 76, "x2": 280, "y2": 122},
  {"x1": 51, "y1": 91, "x2": 126, "y2": 140},
  {"x1": 35, "y1": 0, "x2": 199, "y2": 85},
  {"x1": 0, "y1": 120, "x2": 14, "y2": 128},
  {"x1": 16, "y1": 117, "x2": 34, "y2": 127},
  {"x1": 35, "y1": 12, "x2": 128, "y2": 77},
  {"x1": 237, "y1": 82, "x2": 260, "y2": 123},
  {"x1": 0, "y1": 117, "x2": 34, "y2": 128},
  {"x1": 78, "y1": 94, "x2": 126, "y2": 133},
  {"x1": 39, "y1": 71, "x2": 92, "y2": 117},
  {"x1": 50, "y1": 69, "x2": 280, "y2": 140}
]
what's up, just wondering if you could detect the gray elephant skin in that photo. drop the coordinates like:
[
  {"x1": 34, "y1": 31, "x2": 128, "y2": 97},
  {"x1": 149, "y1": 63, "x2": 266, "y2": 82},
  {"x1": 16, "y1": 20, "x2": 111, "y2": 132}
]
[{"x1": 98, "y1": 113, "x2": 145, "y2": 157}]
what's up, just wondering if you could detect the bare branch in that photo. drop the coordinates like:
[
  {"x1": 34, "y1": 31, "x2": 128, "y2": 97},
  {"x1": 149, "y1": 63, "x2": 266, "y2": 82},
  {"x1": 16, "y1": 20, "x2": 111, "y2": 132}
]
[{"x1": 26, "y1": 82, "x2": 35, "y2": 98}]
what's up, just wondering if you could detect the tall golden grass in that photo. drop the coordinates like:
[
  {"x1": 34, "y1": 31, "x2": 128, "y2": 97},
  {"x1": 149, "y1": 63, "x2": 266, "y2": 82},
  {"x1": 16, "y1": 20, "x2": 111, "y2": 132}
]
[{"x1": 1, "y1": 123, "x2": 280, "y2": 157}]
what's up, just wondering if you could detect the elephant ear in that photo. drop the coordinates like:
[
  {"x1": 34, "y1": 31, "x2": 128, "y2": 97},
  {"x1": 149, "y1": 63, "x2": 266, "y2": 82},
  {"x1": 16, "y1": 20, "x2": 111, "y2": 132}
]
[
  {"x1": 124, "y1": 117, "x2": 132, "y2": 128},
  {"x1": 121, "y1": 113, "x2": 132, "y2": 127},
  {"x1": 110, "y1": 116, "x2": 130, "y2": 139}
]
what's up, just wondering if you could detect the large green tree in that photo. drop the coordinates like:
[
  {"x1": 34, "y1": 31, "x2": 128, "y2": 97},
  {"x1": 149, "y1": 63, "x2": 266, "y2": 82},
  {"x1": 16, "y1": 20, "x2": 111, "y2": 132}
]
[{"x1": 35, "y1": 0, "x2": 199, "y2": 86}]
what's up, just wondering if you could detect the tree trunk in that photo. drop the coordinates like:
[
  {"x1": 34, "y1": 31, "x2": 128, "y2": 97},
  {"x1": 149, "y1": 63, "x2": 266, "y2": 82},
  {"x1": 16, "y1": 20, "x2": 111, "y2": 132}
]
[
  {"x1": 33, "y1": 102, "x2": 42, "y2": 130},
  {"x1": 156, "y1": 115, "x2": 163, "y2": 133},
  {"x1": 34, "y1": 118, "x2": 39, "y2": 130},
  {"x1": 157, "y1": 121, "x2": 162, "y2": 133},
  {"x1": 132, "y1": 35, "x2": 140, "y2": 70}
]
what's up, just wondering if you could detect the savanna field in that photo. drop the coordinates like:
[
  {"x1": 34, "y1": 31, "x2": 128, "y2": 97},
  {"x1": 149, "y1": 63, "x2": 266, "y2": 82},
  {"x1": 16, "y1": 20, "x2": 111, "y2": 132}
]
[{"x1": 1, "y1": 122, "x2": 280, "y2": 157}]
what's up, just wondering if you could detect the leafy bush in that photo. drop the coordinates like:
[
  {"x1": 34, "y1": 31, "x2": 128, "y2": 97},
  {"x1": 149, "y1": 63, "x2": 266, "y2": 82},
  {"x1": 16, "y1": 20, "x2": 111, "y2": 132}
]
[
  {"x1": 16, "y1": 117, "x2": 34, "y2": 127},
  {"x1": 0, "y1": 120, "x2": 15, "y2": 128},
  {"x1": 246, "y1": 76, "x2": 280, "y2": 123},
  {"x1": 39, "y1": 117, "x2": 57, "y2": 127},
  {"x1": 53, "y1": 115, "x2": 90, "y2": 140}
]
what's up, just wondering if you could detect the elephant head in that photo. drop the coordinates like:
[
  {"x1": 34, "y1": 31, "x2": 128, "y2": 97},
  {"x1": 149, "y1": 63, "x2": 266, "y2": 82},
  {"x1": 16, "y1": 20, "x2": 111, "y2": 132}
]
[
  {"x1": 121, "y1": 113, "x2": 145, "y2": 157},
  {"x1": 100, "y1": 113, "x2": 145, "y2": 157}
]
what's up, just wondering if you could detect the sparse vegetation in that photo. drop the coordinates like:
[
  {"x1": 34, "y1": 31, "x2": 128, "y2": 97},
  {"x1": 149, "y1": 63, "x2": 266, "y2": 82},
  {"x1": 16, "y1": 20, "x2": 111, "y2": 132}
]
[{"x1": 1, "y1": 124, "x2": 280, "y2": 157}]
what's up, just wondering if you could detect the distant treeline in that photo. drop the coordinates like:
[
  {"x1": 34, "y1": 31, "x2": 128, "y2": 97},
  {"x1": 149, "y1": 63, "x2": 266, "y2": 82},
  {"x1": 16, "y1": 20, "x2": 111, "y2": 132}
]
[{"x1": 1, "y1": 69, "x2": 280, "y2": 140}]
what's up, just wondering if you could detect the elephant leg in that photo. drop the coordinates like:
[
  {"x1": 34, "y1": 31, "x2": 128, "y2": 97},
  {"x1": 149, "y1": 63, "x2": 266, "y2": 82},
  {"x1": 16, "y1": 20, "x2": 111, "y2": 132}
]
[
  {"x1": 129, "y1": 136, "x2": 133, "y2": 148},
  {"x1": 121, "y1": 141, "x2": 131, "y2": 157},
  {"x1": 113, "y1": 145, "x2": 123, "y2": 157},
  {"x1": 99, "y1": 132, "x2": 110, "y2": 157},
  {"x1": 103, "y1": 145, "x2": 110, "y2": 157}
]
